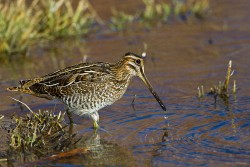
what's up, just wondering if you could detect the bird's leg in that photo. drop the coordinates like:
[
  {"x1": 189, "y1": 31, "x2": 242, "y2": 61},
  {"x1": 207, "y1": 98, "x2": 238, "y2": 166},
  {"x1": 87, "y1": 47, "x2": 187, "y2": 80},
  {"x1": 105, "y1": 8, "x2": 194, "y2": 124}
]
[
  {"x1": 65, "y1": 109, "x2": 74, "y2": 134},
  {"x1": 93, "y1": 121, "x2": 99, "y2": 129},
  {"x1": 91, "y1": 112, "x2": 100, "y2": 129},
  {"x1": 66, "y1": 109, "x2": 74, "y2": 124}
]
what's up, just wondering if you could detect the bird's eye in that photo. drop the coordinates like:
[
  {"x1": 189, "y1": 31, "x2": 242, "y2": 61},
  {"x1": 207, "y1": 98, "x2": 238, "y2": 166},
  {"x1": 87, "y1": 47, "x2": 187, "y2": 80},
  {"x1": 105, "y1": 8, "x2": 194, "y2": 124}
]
[{"x1": 135, "y1": 59, "x2": 141, "y2": 65}]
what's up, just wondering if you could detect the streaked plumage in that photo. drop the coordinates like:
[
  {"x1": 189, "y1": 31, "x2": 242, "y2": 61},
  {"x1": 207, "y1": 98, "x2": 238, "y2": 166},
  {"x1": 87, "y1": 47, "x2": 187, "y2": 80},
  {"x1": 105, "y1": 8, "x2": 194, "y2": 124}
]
[{"x1": 8, "y1": 52, "x2": 166, "y2": 128}]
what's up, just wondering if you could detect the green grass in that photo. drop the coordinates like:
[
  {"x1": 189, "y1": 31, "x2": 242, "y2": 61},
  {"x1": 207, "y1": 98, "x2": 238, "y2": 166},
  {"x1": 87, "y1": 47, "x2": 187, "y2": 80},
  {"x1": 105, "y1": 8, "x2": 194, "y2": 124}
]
[
  {"x1": 110, "y1": 9, "x2": 135, "y2": 31},
  {"x1": 141, "y1": 0, "x2": 171, "y2": 22},
  {"x1": 0, "y1": 0, "x2": 42, "y2": 57},
  {"x1": 0, "y1": 0, "x2": 210, "y2": 61},
  {"x1": 109, "y1": 0, "x2": 209, "y2": 30},
  {"x1": 38, "y1": 0, "x2": 95, "y2": 38},
  {"x1": 109, "y1": 0, "x2": 172, "y2": 30},
  {"x1": 173, "y1": 0, "x2": 209, "y2": 20},
  {"x1": 0, "y1": 0, "x2": 96, "y2": 61}
]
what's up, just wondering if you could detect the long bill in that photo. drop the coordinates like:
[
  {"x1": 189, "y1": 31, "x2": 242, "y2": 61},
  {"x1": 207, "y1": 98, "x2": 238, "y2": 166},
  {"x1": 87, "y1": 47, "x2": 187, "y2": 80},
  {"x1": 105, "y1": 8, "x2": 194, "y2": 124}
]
[{"x1": 139, "y1": 68, "x2": 166, "y2": 111}]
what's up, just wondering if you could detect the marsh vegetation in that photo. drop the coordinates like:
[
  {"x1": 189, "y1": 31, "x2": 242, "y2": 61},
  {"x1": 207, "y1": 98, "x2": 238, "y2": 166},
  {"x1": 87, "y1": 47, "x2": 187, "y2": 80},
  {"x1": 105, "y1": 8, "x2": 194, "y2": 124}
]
[
  {"x1": 198, "y1": 60, "x2": 237, "y2": 104},
  {"x1": 2, "y1": 0, "x2": 249, "y2": 166},
  {"x1": 0, "y1": 0, "x2": 209, "y2": 62}
]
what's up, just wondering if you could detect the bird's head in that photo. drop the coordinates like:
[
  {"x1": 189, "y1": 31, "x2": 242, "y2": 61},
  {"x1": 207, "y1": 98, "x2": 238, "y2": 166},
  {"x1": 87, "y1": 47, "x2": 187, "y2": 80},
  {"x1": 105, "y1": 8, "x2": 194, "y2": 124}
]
[
  {"x1": 122, "y1": 52, "x2": 145, "y2": 77},
  {"x1": 121, "y1": 52, "x2": 166, "y2": 111}
]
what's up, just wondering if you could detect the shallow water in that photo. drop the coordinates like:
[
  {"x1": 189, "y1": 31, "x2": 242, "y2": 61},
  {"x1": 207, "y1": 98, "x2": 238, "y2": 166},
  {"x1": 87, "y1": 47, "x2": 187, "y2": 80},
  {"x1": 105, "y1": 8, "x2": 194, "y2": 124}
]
[{"x1": 1, "y1": 0, "x2": 250, "y2": 166}]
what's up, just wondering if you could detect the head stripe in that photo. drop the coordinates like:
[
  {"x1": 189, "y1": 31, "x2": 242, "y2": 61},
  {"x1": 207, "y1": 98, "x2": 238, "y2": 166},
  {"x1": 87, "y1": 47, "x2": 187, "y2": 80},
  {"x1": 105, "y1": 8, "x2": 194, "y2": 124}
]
[{"x1": 124, "y1": 52, "x2": 143, "y2": 59}]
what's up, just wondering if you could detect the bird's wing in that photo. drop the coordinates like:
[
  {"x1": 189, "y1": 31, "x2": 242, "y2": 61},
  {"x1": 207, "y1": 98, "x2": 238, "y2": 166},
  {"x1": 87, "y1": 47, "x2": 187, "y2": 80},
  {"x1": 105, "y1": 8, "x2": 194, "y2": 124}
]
[
  {"x1": 40, "y1": 62, "x2": 112, "y2": 86},
  {"x1": 24, "y1": 62, "x2": 113, "y2": 98}
]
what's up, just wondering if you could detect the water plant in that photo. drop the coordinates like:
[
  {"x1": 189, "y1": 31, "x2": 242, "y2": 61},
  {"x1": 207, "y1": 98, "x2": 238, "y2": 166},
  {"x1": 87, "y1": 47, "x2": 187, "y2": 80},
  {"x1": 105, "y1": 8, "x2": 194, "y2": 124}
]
[
  {"x1": 198, "y1": 60, "x2": 237, "y2": 103},
  {"x1": 197, "y1": 85, "x2": 204, "y2": 98},
  {"x1": 208, "y1": 60, "x2": 236, "y2": 101}
]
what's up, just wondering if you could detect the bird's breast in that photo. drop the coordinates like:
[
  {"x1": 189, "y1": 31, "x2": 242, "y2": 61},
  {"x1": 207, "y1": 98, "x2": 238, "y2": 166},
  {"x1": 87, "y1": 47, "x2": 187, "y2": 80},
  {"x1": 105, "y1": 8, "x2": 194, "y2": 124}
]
[{"x1": 61, "y1": 79, "x2": 131, "y2": 115}]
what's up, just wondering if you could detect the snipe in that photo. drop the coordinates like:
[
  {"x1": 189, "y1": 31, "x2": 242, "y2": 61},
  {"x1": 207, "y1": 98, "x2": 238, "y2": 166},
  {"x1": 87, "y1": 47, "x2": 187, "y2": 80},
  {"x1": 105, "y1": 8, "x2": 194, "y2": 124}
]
[{"x1": 8, "y1": 52, "x2": 166, "y2": 129}]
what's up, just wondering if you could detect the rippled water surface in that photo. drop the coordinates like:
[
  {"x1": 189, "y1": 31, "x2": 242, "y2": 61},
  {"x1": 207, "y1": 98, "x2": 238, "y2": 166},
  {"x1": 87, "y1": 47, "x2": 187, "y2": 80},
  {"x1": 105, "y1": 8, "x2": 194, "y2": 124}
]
[{"x1": 1, "y1": 0, "x2": 250, "y2": 166}]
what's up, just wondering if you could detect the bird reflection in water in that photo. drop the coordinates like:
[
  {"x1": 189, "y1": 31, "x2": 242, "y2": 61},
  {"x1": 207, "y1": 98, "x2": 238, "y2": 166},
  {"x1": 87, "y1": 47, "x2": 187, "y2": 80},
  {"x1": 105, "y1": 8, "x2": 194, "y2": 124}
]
[{"x1": 51, "y1": 130, "x2": 136, "y2": 166}]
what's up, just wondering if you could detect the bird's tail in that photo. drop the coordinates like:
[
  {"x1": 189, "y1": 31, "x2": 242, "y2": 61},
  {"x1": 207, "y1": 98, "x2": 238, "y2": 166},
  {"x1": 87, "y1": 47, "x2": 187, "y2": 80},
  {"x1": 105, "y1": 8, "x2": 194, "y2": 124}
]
[
  {"x1": 7, "y1": 79, "x2": 39, "y2": 95},
  {"x1": 7, "y1": 78, "x2": 53, "y2": 100},
  {"x1": 7, "y1": 86, "x2": 21, "y2": 91}
]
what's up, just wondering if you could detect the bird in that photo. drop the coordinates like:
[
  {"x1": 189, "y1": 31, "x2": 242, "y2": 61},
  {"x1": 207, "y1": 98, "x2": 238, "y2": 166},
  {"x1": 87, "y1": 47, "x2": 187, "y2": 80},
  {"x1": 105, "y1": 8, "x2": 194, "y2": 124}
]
[{"x1": 7, "y1": 52, "x2": 166, "y2": 129}]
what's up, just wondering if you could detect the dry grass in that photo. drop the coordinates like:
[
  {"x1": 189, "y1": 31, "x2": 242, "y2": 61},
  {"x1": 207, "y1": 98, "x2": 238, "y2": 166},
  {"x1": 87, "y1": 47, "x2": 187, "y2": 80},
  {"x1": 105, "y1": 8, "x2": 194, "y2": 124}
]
[
  {"x1": 9, "y1": 98, "x2": 79, "y2": 156},
  {"x1": 198, "y1": 60, "x2": 237, "y2": 103}
]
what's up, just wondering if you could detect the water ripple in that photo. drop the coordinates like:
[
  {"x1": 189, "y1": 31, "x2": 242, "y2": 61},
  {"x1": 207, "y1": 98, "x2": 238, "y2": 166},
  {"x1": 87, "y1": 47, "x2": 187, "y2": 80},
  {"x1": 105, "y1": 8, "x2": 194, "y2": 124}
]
[{"x1": 101, "y1": 93, "x2": 250, "y2": 166}]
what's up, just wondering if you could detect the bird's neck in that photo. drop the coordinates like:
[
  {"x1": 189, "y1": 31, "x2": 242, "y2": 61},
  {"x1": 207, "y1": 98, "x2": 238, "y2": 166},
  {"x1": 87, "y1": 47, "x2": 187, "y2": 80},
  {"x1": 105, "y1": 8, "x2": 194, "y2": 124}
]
[{"x1": 112, "y1": 61, "x2": 133, "y2": 82}]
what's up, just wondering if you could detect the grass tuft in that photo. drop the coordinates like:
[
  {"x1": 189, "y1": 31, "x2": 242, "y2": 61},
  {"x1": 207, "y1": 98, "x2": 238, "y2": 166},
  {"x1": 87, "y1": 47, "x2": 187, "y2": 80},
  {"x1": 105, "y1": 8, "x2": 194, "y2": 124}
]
[
  {"x1": 0, "y1": 0, "x2": 42, "y2": 57},
  {"x1": 141, "y1": 0, "x2": 171, "y2": 22},
  {"x1": 0, "y1": 0, "x2": 210, "y2": 60},
  {"x1": 8, "y1": 98, "x2": 79, "y2": 156},
  {"x1": 110, "y1": 9, "x2": 135, "y2": 31},
  {"x1": 0, "y1": 0, "x2": 96, "y2": 61},
  {"x1": 10, "y1": 110, "x2": 71, "y2": 155},
  {"x1": 38, "y1": 0, "x2": 95, "y2": 38},
  {"x1": 198, "y1": 60, "x2": 237, "y2": 104},
  {"x1": 173, "y1": 0, "x2": 209, "y2": 20},
  {"x1": 109, "y1": 0, "x2": 209, "y2": 30}
]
